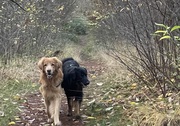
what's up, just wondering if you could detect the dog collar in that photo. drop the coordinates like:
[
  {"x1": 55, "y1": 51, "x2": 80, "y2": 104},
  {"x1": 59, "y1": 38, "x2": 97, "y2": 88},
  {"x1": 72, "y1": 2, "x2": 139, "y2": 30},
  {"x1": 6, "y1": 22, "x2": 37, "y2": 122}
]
[{"x1": 56, "y1": 82, "x2": 61, "y2": 87}]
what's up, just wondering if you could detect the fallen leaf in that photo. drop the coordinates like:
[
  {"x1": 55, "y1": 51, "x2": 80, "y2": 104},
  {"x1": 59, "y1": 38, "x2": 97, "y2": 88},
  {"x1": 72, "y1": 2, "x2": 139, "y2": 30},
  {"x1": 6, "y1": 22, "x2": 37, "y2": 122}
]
[
  {"x1": 13, "y1": 95, "x2": 21, "y2": 100},
  {"x1": 15, "y1": 79, "x2": 20, "y2": 83},
  {"x1": 9, "y1": 121, "x2": 16, "y2": 125},
  {"x1": 87, "y1": 116, "x2": 96, "y2": 119},
  {"x1": 14, "y1": 116, "x2": 21, "y2": 121},
  {"x1": 88, "y1": 99, "x2": 95, "y2": 104},
  {"x1": 32, "y1": 83, "x2": 37, "y2": 87},
  {"x1": 91, "y1": 75, "x2": 96, "y2": 78},
  {"x1": 105, "y1": 107, "x2": 113, "y2": 111},
  {"x1": 97, "y1": 82, "x2": 103, "y2": 86},
  {"x1": 131, "y1": 83, "x2": 137, "y2": 87},
  {"x1": 130, "y1": 101, "x2": 139, "y2": 105},
  {"x1": 4, "y1": 98, "x2": 9, "y2": 101}
]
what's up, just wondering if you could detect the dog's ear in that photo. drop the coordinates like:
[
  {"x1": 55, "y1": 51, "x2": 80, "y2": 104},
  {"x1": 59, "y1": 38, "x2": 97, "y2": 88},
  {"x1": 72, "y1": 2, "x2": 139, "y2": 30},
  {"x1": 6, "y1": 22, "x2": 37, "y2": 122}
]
[
  {"x1": 38, "y1": 57, "x2": 45, "y2": 70},
  {"x1": 76, "y1": 67, "x2": 87, "y2": 74},
  {"x1": 52, "y1": 57, "x2": 62, "y2": 69},
  {"x1": 82, "y1": 67, "x2": 87, "y2": 73}
]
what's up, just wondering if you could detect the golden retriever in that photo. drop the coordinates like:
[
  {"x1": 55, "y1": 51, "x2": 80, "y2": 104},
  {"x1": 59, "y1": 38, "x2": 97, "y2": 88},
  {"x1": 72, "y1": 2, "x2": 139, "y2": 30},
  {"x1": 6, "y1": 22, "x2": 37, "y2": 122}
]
[{"x1": 38, "y1": 57, "x2": 63, "y2": 126}]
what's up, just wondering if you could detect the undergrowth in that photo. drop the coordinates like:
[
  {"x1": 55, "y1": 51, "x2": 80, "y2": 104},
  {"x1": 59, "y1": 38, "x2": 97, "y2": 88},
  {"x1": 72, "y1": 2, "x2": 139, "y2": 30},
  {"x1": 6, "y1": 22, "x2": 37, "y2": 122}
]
[
  {"x1": 83, "y1": 66, "x2": 133, "y2": 126},
  {"x1": 0, "y1": 79, "x2": 38, "y2": 125},
  {"x1": 0, "y1": 58, "x2": 39, "y2": 125},
  {"x1": 82, "y1": 61, "x2": 180, "y2": 126}
]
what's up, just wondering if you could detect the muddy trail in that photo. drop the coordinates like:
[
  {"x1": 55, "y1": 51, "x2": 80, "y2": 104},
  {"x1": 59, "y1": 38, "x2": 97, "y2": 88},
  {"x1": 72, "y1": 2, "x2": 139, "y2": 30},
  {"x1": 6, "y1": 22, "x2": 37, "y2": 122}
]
[
  {"x1": 14, "y1": 92, "x2": 84, "y2": 126},
  {"x1": 14, "y1": 60, "x2": 106, "y2": 126}
]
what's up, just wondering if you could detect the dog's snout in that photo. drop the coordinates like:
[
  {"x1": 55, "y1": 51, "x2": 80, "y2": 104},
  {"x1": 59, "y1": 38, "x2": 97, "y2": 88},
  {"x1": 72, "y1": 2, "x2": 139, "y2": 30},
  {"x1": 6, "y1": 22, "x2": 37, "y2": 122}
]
[
  {"x1": 86, "y1": 80, "x2": 90, "y2": 85},
  {"x1": 47, "y1": 70, "x2": 51, "y2": 74}
]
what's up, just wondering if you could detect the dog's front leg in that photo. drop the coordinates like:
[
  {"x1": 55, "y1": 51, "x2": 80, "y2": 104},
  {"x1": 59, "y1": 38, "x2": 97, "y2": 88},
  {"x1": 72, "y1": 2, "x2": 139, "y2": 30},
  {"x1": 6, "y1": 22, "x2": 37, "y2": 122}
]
[
  {"x1": 67, "y1": 97, "x2": 73, "y2": 116},
  {"x1": 54, "y1": 97, "x2": 61, "y2": 126},
  {"x1": 44, "y1": 98, "x2": 53, "y2": 123}
]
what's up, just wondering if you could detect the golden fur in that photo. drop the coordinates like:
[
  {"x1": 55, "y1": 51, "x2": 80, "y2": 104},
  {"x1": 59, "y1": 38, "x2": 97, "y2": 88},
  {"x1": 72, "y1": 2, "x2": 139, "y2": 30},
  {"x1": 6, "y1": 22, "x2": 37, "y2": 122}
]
[{"x1": 38, "y1": 57, "x2": 63, "y2": 126}]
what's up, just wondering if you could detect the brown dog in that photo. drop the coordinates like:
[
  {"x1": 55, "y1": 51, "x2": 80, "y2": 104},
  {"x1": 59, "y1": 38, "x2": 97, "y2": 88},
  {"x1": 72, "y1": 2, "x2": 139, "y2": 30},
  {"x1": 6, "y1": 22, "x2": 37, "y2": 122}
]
[{"x1": 38, "y1": 57, "x2": 63, "y2": 126}]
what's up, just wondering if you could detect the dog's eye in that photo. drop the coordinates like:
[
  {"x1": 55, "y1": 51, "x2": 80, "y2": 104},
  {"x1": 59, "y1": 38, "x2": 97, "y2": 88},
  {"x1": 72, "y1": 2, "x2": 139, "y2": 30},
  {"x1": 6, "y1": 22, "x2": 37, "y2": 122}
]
[
  {"x1": 44, "y1": 64, "x2": 47, "y2": 67},
  {"x1": 51, "y1": 63, "x2": 55, "y2": 66}
]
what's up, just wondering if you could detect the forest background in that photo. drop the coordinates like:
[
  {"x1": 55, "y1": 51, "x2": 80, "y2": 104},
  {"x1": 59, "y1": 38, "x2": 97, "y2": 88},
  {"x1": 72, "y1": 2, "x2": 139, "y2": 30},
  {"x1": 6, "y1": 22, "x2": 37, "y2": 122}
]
[{"x1": 0, "y1": 0, "x2": 180, "y2": 126}]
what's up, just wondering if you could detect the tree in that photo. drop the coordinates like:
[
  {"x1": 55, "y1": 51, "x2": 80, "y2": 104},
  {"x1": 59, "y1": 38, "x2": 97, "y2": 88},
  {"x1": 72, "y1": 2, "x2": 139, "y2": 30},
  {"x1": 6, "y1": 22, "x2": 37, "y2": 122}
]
[
  {"x1": 0, "y1": 0, "x2": 75, "y2": 64},
  {"x1": 91, "y1": 0, "x2": 180, "y2": 96}
]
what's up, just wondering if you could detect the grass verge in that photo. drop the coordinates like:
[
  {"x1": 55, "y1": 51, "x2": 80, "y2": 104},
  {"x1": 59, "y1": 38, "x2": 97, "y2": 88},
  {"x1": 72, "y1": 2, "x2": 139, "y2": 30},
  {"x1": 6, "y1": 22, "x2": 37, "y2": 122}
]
[
  {"x1": 85, "y1": 103, "x2": 131, "y2": 126},
  {"x1": 0, "y1": 79, "x2": 38, "y2": 125},
  {"x1": 0, "y1": 58, "x2": 39, "y2": 125},
  {"x1": 82, "y1": 65, "x2": 133, "y2": 126}
]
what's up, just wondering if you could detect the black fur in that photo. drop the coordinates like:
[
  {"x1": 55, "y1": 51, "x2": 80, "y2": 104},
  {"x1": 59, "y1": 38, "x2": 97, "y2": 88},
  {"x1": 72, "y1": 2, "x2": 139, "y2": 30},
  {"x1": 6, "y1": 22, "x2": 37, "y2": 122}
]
[{"x1": 61, "y1": 57, "x2": 90, "y2": 117}]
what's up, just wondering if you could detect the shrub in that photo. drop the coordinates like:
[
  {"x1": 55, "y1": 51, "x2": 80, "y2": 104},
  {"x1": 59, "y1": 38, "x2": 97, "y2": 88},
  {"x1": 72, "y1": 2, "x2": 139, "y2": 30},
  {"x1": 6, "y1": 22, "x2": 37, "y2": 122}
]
[{"x1": 63, "y1": 18, "x2": 87, "y2": 35}]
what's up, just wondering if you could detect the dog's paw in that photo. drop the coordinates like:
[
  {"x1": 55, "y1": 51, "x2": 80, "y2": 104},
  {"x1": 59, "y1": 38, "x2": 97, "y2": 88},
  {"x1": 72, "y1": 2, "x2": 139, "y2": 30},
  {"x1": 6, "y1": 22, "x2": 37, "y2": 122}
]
[
  {"x1": 55, "y1": 121, "x2": 62, "y2": 126},
  {"x1": 48, "y1": 118, "x2": 53, "y2": 123}
]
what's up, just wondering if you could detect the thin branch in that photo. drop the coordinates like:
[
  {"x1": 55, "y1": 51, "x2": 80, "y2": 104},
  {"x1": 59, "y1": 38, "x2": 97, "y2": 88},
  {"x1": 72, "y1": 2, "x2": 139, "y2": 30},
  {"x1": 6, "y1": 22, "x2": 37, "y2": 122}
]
[{"x1": 9, "y1": 0, "x2": 27, "y2": 12}]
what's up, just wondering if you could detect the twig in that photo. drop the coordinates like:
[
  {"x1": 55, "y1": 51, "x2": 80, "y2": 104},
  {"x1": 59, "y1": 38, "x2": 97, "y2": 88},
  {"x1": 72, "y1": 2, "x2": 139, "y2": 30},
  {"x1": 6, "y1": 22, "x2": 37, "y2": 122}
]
[{"x1": 9, "y1": 0, "x2": 27, "y2": 12}]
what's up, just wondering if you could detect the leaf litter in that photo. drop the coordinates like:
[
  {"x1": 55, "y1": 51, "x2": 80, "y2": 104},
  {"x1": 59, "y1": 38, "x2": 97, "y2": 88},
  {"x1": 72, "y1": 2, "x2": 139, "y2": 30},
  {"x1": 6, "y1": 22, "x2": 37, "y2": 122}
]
[{"x1": 6, "y1": 59, "x2": 180, "y2": 125}]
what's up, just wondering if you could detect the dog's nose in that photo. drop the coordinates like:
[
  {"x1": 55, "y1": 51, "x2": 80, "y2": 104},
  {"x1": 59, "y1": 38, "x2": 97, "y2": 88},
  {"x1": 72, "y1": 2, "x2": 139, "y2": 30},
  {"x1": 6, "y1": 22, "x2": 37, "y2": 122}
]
[
  {"x1": 86, "y1": 80, "x2": 90, "y2": 85},
  {"x1": 47, "y1": 70, "x2": 51, "y2": 74}
]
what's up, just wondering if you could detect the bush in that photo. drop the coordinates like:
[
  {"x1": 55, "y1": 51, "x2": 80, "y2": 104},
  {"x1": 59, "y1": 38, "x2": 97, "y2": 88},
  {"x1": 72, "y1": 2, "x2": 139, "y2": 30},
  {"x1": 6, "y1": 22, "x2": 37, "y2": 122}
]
[
  {"x1": 80, "y1": 43, "x2": 95, "y2": 60},
  {"x1": 63, "y1": 18, "x2": 87, "y2": 35}
]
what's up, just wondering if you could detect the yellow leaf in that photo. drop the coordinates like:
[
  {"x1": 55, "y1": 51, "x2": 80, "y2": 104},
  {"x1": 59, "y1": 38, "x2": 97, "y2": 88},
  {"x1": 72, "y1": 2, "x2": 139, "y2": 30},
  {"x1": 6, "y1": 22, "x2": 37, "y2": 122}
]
[
  {"x1": 91, "y1": 75, "x2": 96, "y2": 78},
  {"x1": 171, "y1": 78, "x2": 175, "y2": 82},
  {"x1": 87, "y1": 116, "x2": 96, "y2": 119},
  {"x1": 59, "y1": 5, "x2": 64, "y2": 11},
  {"x1": 166, "y1": 92, "x2": 172, "y2": 97},
  {"x1": 26, "y1": 8, "x2": 31, "y2": 12},
  {"x1": 157, "y1": 94, "x2": 163, "y2": 100},
  {"x1": 9, "y1": 121, "x2": 16, "y2": 125},
  {"x1": 32, "y1": 83, "x2": 36, "y2": 87},
  {"x1": 117, "y1": 95, "x2": 122, "y2": 99},
  {"x1": 130, "y1": 86, "x2": 136, "y2": 90},
  {"x1": 13, "y1": 95, "x2": 21, "y2": 100},
  {"x1": 130, "y1": 102, "x2": 138, "y2": 105},
  {"x1": 15, "y1": 79, "x2": 20, "y2": 83},
  {"x1": 107, "y1": 99, "x2": 112, "y2": 103},
  {"x1": 15, "y1": 117, "x2": 21, "y2": 121},
  {"x1": 130, "y1": 83, "x2": 138, "y2": 90},
  {"x1": 131, "y1": 83, "x2": 137, "y2": 87}
]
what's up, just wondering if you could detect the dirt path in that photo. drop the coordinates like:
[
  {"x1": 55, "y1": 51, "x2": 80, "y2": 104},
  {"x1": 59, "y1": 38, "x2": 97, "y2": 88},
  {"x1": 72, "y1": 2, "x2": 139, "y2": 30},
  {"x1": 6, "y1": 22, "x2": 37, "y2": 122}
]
[
  {"x1": 14, "y1": 60, "x2": 105, "y2": 126},
  {"x1": 14, "y1": 92, "x2": 84, "y2": 126}
]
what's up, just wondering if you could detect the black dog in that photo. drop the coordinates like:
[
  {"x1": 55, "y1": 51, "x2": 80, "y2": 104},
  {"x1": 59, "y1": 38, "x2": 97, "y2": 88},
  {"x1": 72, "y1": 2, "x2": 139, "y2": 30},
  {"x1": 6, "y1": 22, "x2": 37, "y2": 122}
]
[{"x1": 61, "y1": 58, "x2": 90, "y2": 119}]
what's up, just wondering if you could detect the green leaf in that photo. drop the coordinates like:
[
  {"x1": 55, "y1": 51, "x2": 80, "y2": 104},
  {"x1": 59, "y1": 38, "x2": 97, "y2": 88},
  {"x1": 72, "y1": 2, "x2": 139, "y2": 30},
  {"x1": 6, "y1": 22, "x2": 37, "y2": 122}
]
[
  {"x1": 159, "y1": 35, "x2": 171, "y2": 40},
  {"x1": 174, "y1": 36, "x2": 180, "y2": 41},
  {"x1": 155, "y1": 23, "x2": 167, "y2": 28},
  {"x1": 170, "y1": 26, "x2": 180, "y2": 32},
  {"x1": 155, "y1": 30, "x2": 167, "y2": 34}
]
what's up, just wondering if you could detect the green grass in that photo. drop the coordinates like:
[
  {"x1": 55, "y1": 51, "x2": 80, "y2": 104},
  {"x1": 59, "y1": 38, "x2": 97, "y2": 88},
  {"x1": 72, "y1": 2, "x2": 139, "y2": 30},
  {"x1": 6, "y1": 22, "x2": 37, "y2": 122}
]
[
  {"x1": 84, "y1": 102, "x2": 131, "y2": 126},
  {"x1": 0, "y1": 79, "x2": 38, "y2": 125},
  {"x1": 83, "y1": 73, "x2": 132, "y2": 126}
]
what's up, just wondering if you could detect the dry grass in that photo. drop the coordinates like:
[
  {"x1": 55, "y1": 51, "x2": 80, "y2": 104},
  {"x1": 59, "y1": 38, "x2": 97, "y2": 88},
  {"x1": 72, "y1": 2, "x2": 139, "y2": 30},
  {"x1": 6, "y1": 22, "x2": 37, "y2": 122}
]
[
  {"x1": 130, "y1": 105, "x2": 180, "y2": 126},
  {"x1": 60, "y1": 43, "x2": 82, "y2": 61},
  {"x1": 0, "y1": 57, "x2": 39, "y2": 125},
  {"x1": 0, "y1": 57, "x2": 39, "y2": 82}
]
